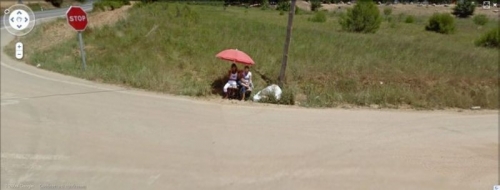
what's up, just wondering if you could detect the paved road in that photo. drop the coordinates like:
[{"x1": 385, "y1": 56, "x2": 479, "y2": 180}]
[{"x1": 0, "y1": 4, "x2": 498, "y2": 190}]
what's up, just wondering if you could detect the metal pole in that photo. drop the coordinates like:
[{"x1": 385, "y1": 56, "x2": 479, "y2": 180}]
[
  {"x1": 78, "y1": 31, "x2": 87, "y2": 70},
  {"x1": 278, "y1": 0, "x2": 296, "y2": 88}
]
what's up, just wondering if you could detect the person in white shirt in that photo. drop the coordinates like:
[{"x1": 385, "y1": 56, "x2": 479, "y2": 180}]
[
  {"x1": 238, "y1": 66, "x2": 253, "y2": 100},
  {"x1": 223, "y1": 63, "x2": 239, "y2": 99}
]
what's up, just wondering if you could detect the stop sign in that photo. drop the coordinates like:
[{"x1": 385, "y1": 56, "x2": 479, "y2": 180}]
[{"x1": 66, "y1": 6, "x2": 88, "y2": 31}]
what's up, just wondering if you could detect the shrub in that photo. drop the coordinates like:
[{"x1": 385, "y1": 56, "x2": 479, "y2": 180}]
[
  {"x1": 46, "y1": 0, "x2": 63, "y2": 7},
  {"x1": 141, "y1": 0, "x2": 158, "y2": 3},
  {"x1": 311, "y1": 0, "x2": 323, "y2": 11},
  {"x1": 452, "y1": 0, "x2": 475, "y2": 18},
  {"x1": 276, "y1": 1, "x2": 291, "y2": 11},
  {"x1": 309, "y1": 10, "x2": 327, "y2": 22},
  {"x1": 93, "y1": 0, "x2": 129, "y2": 11},
  {"x1": 383, "y1": 7, "x2": 392, "y2": 17},
  {"x1": 475, "y1": 27, "x2": 500, "y2": 48},
  {"x1": 405, "y1": 15, "x2": 415, "y2": 23},
  {"x1": 425, "y1": 13, "x2": 455, "y2": 34},
  {"x1": 339, "y1": 0, "x2": 382, "y2": 33},
  {"x1": 295, "y1": 6, "x2": 301, "y2": 14},
  {"x1": 261, "y1": 0, "x2": 270, "y2": 10},
  {"x1": 473, "y1": 14, "x2": 489, "y2": 26},
  {"x1": 118, "y1": 0, "x2": 131, "y2": 5},
  {"x1": 93, "y1": 2, "x2": 105, "y2": 11}
]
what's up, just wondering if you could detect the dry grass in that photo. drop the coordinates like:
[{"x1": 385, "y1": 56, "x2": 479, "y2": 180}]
[
  {"x1": 297, "y1": 1, "x2": 500, "y2": 19},
  {"x1": 6, "y1": 2, "x2": 499, "y2": 109},
  {"x1": 27, "y1": 4, "x2": 133, "y2": 52}
]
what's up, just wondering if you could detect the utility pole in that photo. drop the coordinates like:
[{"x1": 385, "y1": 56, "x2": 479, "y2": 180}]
[{"x1": 278, "y1": 0, "x2": 296, "y2": 88}]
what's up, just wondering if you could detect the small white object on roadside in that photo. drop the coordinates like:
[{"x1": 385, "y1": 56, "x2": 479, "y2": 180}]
[
  {"x1": 470, "y1": 106, "x2": 481, "y2": 110},
  {"x1": 379, "y1": 81, "x2": 384, "y2": 85},
  {"x1": 253, "y1": 84, "x2": 282, "y2": 102},
  {"x1": 36, "y1": 64, "x2": 41, "y2": 67}
]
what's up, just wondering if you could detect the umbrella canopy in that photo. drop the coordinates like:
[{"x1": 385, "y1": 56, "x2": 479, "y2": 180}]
[{"x1": 215, "y1": 49, "x2": 255, "y2": 65}]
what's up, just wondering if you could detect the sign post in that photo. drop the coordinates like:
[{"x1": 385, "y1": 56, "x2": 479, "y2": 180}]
[
  {"x1": 278, "y1": 0, "x2": 296, "y2": 88},
  {"x1": 66, "y1": 6, "x2": 88, "y2": 70},
  {"x1": 77, "y1": 31, "x2": 86, "y2": 70}
]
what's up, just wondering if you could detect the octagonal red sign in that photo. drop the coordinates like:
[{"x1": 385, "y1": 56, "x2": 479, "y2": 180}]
[{"x1": 66, "y1": 6, "x2": 88, "y2": 31}]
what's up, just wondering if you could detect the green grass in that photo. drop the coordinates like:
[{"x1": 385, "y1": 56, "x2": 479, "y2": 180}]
[
  {"x1": 26, "y1": 3, "x2": 43, "y2": 12},
  {"x1": 8, "y1": 2, "x2": 499, "y2": 109}
]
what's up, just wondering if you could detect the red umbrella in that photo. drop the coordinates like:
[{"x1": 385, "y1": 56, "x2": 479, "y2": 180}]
[{"x1": 215, "y1": 49, "x2": 255, "y2": 65}]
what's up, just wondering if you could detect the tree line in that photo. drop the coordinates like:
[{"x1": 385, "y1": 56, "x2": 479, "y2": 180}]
[{"x1": 43, "y1": 0, "x2": 496, "y2": 8}]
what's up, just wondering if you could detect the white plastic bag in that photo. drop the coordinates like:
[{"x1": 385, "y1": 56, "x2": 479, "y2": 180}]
[{"x1": 252, "y1": 84, "x2": 282, "y2": 102}]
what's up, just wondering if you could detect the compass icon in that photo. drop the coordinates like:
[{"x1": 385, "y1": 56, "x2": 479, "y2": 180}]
[
  {"x1": 3, "y1": 4, "x2": 36, "y2": 37},
  {"x1": 9, "y1": 9, "x2": 30, "y2": 30}
]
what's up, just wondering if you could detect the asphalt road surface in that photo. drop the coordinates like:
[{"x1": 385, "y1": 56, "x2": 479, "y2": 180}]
[{"x1": 1, "y1": 3, "x2": 498, "y2": 190}]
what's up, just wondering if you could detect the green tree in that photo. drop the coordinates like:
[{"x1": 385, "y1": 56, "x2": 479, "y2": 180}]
[
  {"x1": 452, "y1": 0, "x2": 475, "y2": 18},
  {"x1": 339, "y1": 0, "x2": 382, "y2": 33}
]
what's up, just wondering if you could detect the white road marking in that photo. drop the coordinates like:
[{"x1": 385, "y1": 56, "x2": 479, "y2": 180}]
[
  {"x1": 1, "y1": 99, "x2": 19, "y2": 106},
  {"x1": 5, "y1": 163, "x2": 159, "y2": 175},
  {"x1": 147, "y1": 174, "x2": 161, "y2": 185},
  {"x1": 1, "y1": 153, "x2": 69, "y2": 161},
  {"x1": 1, "y1": 61, "x2": 114, "y2": 91}
]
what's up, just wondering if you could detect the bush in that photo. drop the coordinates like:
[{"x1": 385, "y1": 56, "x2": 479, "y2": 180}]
[
  {"x1": 475, "y1": 27, "x2": 500, "y2": 48},
  {"x1": 261, "y1": 0, "x2": 270, "y2": 10},
  {"x1": 93, "y1": 2, "x2": 105, "y2": 11},
  {"x1": 339, "y1": 0, "x2": 382, "y2": 33},
  {"x1": 473, "y1": 14, "x2": 489, "y2": 26},
  {"x1": 311, "y1": 0, "x2": 323, "y2": 11},
  {"x1": 452, "y1": 0, "x2": 475, "y2": 18},
  {"x1": 94, "y1": 0, "x2": 129, "y2": 11},
  {"x1": 276, "y1": 1, "x2": 291, "y2": 11},
  {"x1": 405, "y1": 15, "x2": 415, "y2": 23},
  {"x1": 46, "y1": 0, "x2": 63, "y2": 7},
  {"x1": 383, "y1": 7, "x2": 392, "y2": 17},
  {"x1": 295, "y1": 6, "x2": 301, "y2": 14},
  {"x1": 425, "y1": 13, "x2": 455, "y2": 34},
  {"x1": 309, "y1": 11, "x2": 327, "y2": 22}
]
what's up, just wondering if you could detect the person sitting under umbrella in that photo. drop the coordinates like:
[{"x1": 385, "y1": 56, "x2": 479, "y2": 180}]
[
  {"x1": 223, "y1": 63, "x2": 239, "y2": 99},
  {"x1": 238, "y1": 66, "x2": 253, "y2": 100}
]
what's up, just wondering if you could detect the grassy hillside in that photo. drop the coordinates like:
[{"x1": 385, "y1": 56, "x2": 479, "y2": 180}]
[{"x1": 11, "y1": 2, "x2": 499, "y2": 109}]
